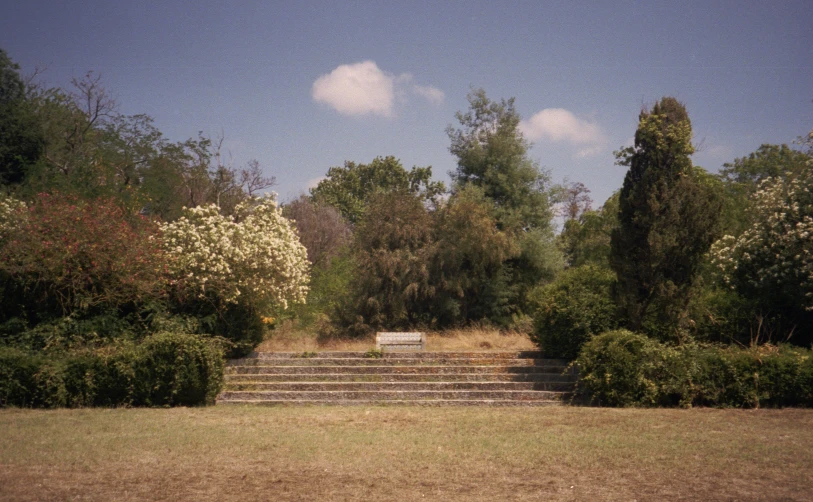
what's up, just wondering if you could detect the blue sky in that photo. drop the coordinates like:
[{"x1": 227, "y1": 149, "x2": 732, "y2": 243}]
[{"x1": 2, "y1": 0, "x2": 811, "y2": 210}]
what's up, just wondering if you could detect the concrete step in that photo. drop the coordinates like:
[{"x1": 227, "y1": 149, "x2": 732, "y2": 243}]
[
  {"x1": 223, "y1": 373, "x2": 577, "y2": 383},
  {"x1": 216, "y1": 351, "x2": 574, "y2": 407},
  {"x1": 216, "y1": 399, "x2": 567, "y2": 407},
  {"x1": 217, "y1": 390, "x2": 568, "y2": 401},
  {"x1": 222, "y1": 381, "x2": 575, "y2": 392},
  {"x1": 227, "y1": 357, "x2": 566, "y2": 367},
  {"x1": 245, "y1": 351, "x2": 552, "y2": 360},
  {"x1": 226, "y1": 365, "x2": 572, "y2": 375}
]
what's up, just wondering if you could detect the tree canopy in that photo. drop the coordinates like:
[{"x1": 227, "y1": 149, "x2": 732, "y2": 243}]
[{"x1": 309, "y1": 155, "x2": 444, "y2": 224}]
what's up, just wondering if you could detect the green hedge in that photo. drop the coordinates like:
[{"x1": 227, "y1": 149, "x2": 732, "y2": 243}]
[
  {"x1": 0, "y1": 332, "x2": 224, "y2": 408},
  {"x1": 530, "y1": 265, "x2": 621, "y2": 360},
  {"x1": 573, "y1": 330, "x2": 813, "y2": 408}
]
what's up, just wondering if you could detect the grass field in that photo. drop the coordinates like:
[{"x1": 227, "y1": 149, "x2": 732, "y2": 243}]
[{"x1": 1, "y1": 406, "x2": 811, "y2": 501}]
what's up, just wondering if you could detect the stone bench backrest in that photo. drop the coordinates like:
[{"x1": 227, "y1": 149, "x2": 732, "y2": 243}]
[{"x1": 376, "y1": 332, "x2": 426, "y2": 351}]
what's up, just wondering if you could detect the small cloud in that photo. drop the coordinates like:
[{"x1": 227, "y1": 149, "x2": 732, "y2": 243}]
[
  {"x1": 520, "y1": 108, "x2": 608, "y2": 158},
  {"x1": 312, "y1": 61, "x2": 443, "y2": 117},
  {"x1": 413, "y1": 84, "x2": 444, "y2": 105},
  {"x1": 312, "y1": 61, "x2": 396, "y2": 117}
]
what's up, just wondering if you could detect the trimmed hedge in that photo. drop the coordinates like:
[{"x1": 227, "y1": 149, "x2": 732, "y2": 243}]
[
  {"x1": 573, "y1": 329, "x2": 813, "y2": 408},
  {"x1": 0, "y1": 332, "x2": 224, "y2": 408}
]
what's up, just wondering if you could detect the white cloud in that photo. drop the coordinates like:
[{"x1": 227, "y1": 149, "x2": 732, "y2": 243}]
[
  {"x1": 412, "y1": 84, "x2": 445, "y2": 105},
  {"x1": 520, "y1": 108, "x2": 608, "y2": 158},
  {"x1": 312, "y1": 61, "x2": 396, "y2": 117},
  {"x1": 312, "y1": 61, "x2": 443, "y2": 116}
]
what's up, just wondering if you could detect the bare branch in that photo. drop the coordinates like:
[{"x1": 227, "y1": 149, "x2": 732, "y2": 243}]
[{"x1": 240, "y1": 159, "x2": 277, "y2": 197}]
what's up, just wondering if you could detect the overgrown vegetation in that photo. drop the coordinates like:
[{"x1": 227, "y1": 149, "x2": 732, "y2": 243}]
[{"x1": 1, "y1": 45, "x2": 812, "y2": 408}]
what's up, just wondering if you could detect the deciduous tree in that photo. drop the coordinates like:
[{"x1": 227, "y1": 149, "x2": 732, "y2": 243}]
[
  {"x1": 310, "y1": 156, "x2": 444, "y2": 224},
  {"x1": 446, "y1": 89, "x2": 562, "y2": 317}
]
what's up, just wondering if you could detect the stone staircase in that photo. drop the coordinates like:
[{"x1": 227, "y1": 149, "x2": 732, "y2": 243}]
[{"x1": 217, "y1": 351, "x2": 576, "y2": 406}]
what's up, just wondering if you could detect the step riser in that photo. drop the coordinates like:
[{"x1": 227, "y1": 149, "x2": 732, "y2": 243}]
[
  {"x1": 217, "y1": 400, "x2": 566, "y2": 407},
  {"x1": 217, "y1": 352, "x2": 574, "y2": 406},
  {"x1": 247, "y1": 351, "x2": 552, "y2": 360},
  {"x1": 218, "y1": 390, "x2": 567, "y2": 401},
  {"x1": 226, "y1": 366, "x2": 572, "y2": 375},
  {"x1": 224, "y1": 373, "x2": 577, "y2": 383},
  {"x1": 228, "y1": 358, "x2": 564, "y2": 367},
  {"x1": 223, "y1": 382, "x2": 575, "y2": 392}
]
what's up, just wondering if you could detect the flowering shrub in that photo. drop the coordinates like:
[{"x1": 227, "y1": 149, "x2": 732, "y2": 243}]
[
  {"x1": 160, "y1": 196, "x2": 309, "y2": 310},
  {"x1": 711, "y1": 168, "x2": 813, "y2": 313},
  {"x1": 0, "y1": 193, "x2": 166, "y2": 315},
  {"x1": 0, "y1": 195, "x2": 26, "y2": 237}
]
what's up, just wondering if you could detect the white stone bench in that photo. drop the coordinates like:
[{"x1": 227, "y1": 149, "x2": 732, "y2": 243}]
[{"x1": 376, "y1": 332, "x2": 425, "y2": 351}]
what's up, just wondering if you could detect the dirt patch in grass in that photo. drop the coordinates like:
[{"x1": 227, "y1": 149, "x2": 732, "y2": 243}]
[
  {"x1": 1, "y1": 407, "x2": 812, "y2": 501},
  {"x1": 258, "y1": 322, "x2": 536, "y2": 353}
]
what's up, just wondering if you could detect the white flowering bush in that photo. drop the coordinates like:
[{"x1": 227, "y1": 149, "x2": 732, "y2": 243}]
[
  {"x1": 0, "y1": 195, "x2": 26, "y2": 238},
  {"x1": 711, "y1": 168, "x2": 813, "y2": 312},
  {"x1": 161, "y1": 196, "x2": 310, "y2": 310}
]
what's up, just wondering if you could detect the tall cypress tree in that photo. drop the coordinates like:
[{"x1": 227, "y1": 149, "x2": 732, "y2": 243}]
[{"x1": 610, "y1": 97, "x2": 721, "y2": 337}]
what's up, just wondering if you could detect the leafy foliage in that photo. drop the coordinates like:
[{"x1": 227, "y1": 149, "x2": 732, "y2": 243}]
[
  {"x1": 529, "y1": 265, "x2": 622, "y2": 360},
  {"x1": 333, "y1": 191, "x2": 434, "y2": 336},
  {"x1": 447, "y1": 89, "x2": 555, "y2": 234},
  {"x1": 430, "y1": 185, "x2": 519, "y2": 325},
  {"x1": 0, "y1": 193, "x2": 166, "y2": 321},
  {"x1": 559, "y1": 192, "x2": 619, "y2": 268},
  {"x1": 574, "y1": 330, "x2": 813, "y2": 408},
  {"x1": 611, "y1": 97, "x2": 722, "y2": 337},
  {"x1": 447, "y1": 89, "x2": 562, "y2": 316},
  {"x1": 310, "y1": 155, "x2": 444, "y2": 224},
  {"x1": 0, "y1": 49, "x2": 43, "y2": 186},
  {"x1": 710, "y1": 168, "x2": 813, "y2": 343},
  {"x1": 0, "y1": 331, "x2": 224, "y2": 408}
]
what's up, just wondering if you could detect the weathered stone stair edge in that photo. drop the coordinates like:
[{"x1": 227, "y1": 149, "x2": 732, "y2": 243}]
[
  {"x1": 223, "y1": 382, "x2": 575, "y2": 391},
  {"x1": 227, "y1": 358, "x2": 569, "y2": 367},
  {"x1": 223, "y1": 373, "x2": 576, "y2": 383},
  {"x1": 217, "y1": 351, "x2": 576, "y2": 406},
  {"x1": 217, "y1": 399, "x2": 566, "y2": 407},
  {"x1": 218, "y1": 390, "x2": 569, "y2": 400},
  {"x1": 244, "y1": 351, "x2": 554, "y2": 360},
  {"x1": 226, "y1": 365, "x2": 574, "y2": 375}
]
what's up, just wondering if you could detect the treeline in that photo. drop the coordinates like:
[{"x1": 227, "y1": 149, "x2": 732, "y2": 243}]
[
  {"x1": 1, "y1": 45, "x2": 812, "y2": 407},
  {"x1": 0, "y1": 49, "x2": 307, "y2": 406},
  {"x1": 295, "y1": 89, "x2": 563, "y2": 335}
]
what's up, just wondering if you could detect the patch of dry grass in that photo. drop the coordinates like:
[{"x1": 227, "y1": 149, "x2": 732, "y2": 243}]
[
  {"x1": 257, "y1": 322, "x2": 536, "y2": 352},
  {"x1": 1, "y1": 406, "x2": 812, "y2": 501}
]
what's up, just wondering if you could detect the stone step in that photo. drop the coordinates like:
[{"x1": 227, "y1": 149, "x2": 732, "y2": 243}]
[
  {"x1": 217, "y1": 390, "x2": 567, "y2": 401},
  {"x1": 216, "y1": 399, "x2": 566, "y2": 407},
  {"x1": 217, "y1": 351, "x2": 574, "y2": 407},
  {"x1": 222, "y1": 381, "x2": 575, "y2": 392},
  {"x1": 227, "y1": 357, "x2": 566, "y2": 367},
  {"x1": 246, "y1": 351, "x2": 551, "y2": 360},
  {"x1": 226, "y1": 365, "x2": 572, "y2": 375},
  {"x1": 223, "y1": 373, "x2": 577, "y2": 383}
]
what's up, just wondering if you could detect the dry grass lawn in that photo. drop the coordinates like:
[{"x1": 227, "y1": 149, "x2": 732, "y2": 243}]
[
  {"x1": 1, "y1": 406, "x2": 812, "y2": 501},
  {"x1": 257, "y1": 323, "x2": 536, "y2": 352}
]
